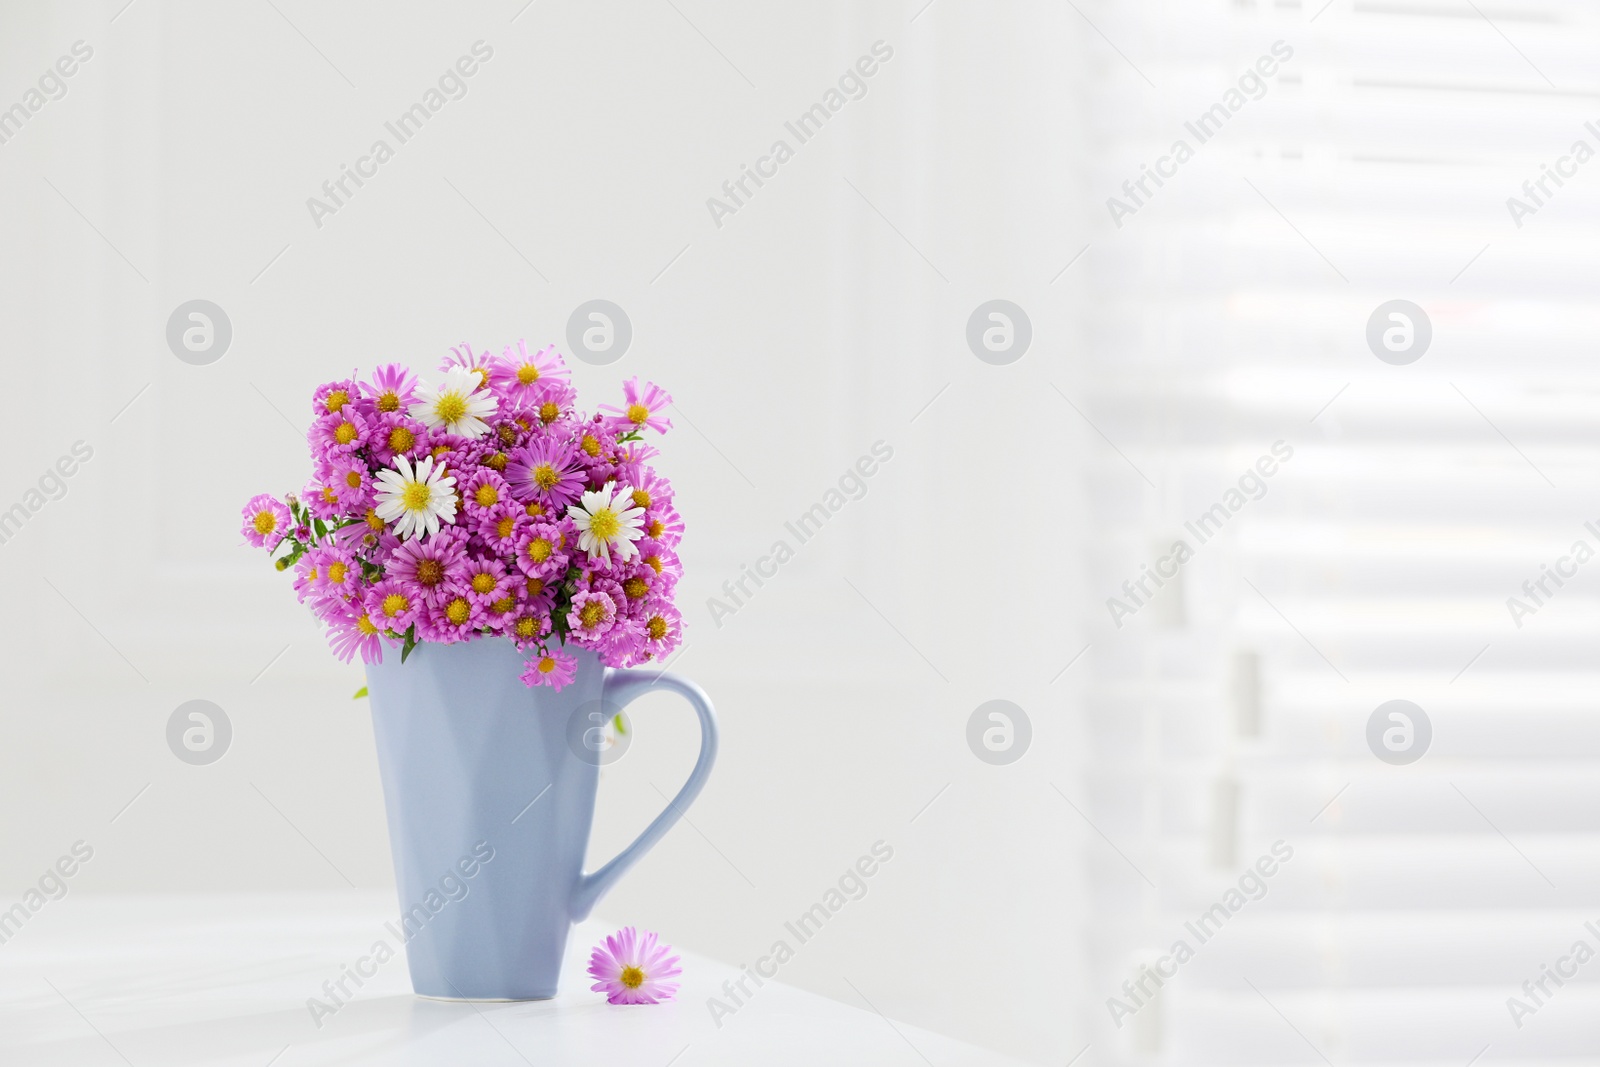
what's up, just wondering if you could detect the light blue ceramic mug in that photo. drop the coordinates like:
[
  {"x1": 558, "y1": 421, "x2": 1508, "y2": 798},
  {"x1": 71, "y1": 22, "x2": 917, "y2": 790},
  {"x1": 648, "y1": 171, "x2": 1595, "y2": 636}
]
[{"x1": 365, "y1": 637, "x2": 717, "y2": 1000}]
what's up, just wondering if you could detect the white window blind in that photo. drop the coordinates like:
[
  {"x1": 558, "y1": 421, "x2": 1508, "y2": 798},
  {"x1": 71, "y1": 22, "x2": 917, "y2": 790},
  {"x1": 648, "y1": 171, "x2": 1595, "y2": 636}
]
[{"x1": 1082, "y1": 0, "x2": 1600, "y2": 1061}]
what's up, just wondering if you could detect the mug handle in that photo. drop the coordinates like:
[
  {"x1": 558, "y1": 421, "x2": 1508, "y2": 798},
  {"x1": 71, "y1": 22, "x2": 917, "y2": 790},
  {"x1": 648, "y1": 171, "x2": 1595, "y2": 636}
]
[{"x1": 568, "y1": 669, "x2": 719, "y2": 922}]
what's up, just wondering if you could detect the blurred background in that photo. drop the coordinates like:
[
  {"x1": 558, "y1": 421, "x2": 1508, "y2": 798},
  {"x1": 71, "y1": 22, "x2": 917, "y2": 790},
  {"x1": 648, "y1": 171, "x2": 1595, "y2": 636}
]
[{"x1": 3, "y1": 0, "x2": 1597, "y2": 1063}]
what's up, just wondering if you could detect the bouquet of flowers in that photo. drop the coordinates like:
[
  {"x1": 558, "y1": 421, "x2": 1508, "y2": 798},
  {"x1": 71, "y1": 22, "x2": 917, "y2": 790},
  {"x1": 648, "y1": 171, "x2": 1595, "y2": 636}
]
[{"x1": 240, "y1": 341, "x2": 683, "y2": 690}]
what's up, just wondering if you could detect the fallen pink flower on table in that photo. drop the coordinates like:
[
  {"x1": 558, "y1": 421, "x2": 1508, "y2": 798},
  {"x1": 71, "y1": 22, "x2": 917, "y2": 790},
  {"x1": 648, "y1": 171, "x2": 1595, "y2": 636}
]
[{"x1": 587, "y1": 927, "x2": 681, "y2": 1005}]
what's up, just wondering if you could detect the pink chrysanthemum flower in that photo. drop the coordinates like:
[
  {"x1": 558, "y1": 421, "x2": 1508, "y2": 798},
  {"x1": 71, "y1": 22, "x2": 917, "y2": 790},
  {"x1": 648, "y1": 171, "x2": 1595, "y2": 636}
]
[
  {"x1": 333, "y1": 508, "x2": 394, "y2": 556},
  {"x1": 325, "y1": 455, "x2": 373, "y2": 511},
  {"x1": 387, "y1": 529, "x2": 469, "y2": 606},
  {"x1": 312, "y1": 378, "x2": 362, "y2": 418},
  {"x1": 491, "y1": 340, "x2": 571, "y2": 409},
  {"x1": 480, "y1": 586, "x2": 524, "y2": 633},
  {"x1": 586, "y1": 928, "x2": 681, "y2": 1005},
  {"x1": 369, "y1": 412, "x2": 426, "y2": 466},
  {"x1": 611, "y1": 562, "x2": 663, "y2": 609},
  {"x1": 634, "y1": 540, "x2": 682, "y2": 583},
  {"x1": 311, "y1": 405, "x2": 371, "y2": 459},
  {"x1": 597, "y1": 616, "x2": 646, "y2": 665},
  {"x1": 567, "y1": 590, "x2": 618, "y2": 638},
  {"x1": 476, "y1": 502, "x2": 529, "y2": 554},
  {"x1": 507, "y1": 438, "x2": 585, "y2": 507},
  {"x1": 637, "y1": 602, "x2": 683, "y2": 660},
  {"x1": 365, "y1": 579, "x2": 420, "y2": 634},
  {"x1": 363, "y1": 363, "x2": 420, "y2": 415},
  {"x1": 520, "y1": 574, "x2": 557, "y2": 616},
  {"x1": 616, "y1": 454, "x2": 666, "y2": 495},
  {"x1": 506, "y1": 609, "x2": 552, "y2": 649},
  {"x1": 292, "y1": 553, "x2": 320, "y2": 603},
  {"x1": 303, "y1": 545, "x2": 360, "y2": 605},
  {"x1": 462, "y1": 557, "x2": 514, "y2": 606},
  {"x1": 514, "y1": 523, "x2": 569, "y2": 580},
  {"x1": 486, "y1": 412, "x2": 532, "y2": 453},
  {"x1": 424, "y1": 586, "x2": 484, "y2": 643},
  {"x1": 520, "y1": 647, "x2": 577, "y2": 690},
  {"x1": 460, "y1": 468, "x2": 510, "y2": 517},
  {"x1": 641, "y1": 503, "x2": 685, "y2": 549},
  {"x1": 571, "y1": 418, "x2": 617, "y2": 467},
  {"x1": 303, "y1": 477, "x2": 346, "y2": 521},
  {"x1": 530, "y1": 379, "x2": 578, "y2": 428},
  {"x1": 420, "y1": 433, "x2": 476, "y2": 477},
  {"x1": 241, "y1": 494, "x2": 291, "y2": 550},
  {"x1": 600, "y1": 379, "x2": 673, "y2": 435},
  {"x1": 328, "y1": 602, "x2": 384, "y2": 665}
]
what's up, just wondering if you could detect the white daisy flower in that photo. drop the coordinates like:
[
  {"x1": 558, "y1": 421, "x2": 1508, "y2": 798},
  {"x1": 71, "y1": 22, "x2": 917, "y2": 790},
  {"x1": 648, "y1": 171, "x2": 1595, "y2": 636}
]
[
  {"x1": 374, "y1": 455, "x2": 458, "y2": 540},
  {"x1": 409, "y1": 366, "x2": 497, "y2": 439},
  {"x1": 567, "y1": 483, "x2": 646, "y2": 564}
]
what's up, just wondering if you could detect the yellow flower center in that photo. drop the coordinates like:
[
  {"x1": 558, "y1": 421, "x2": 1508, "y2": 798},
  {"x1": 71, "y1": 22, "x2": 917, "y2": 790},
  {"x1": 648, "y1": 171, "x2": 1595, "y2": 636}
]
[
  {"x1": 581, "y1": 434, "x2": 602, "y2": 457},
  {"x1": 623, "y1": 577, "x2": 648, "y2": 599},
  {"x1": 534, "y1": 464, "x2": 559, "y2": 490},
  {"x1": 334, "y1": 421, "x2": 358, "y2": 445},
  {"x1": 647, "y1": 519, "x2": 664, "y2": 539},
  {"x1": 537, "y1": 655, "x2": 557, "y2": 674},
  {"x1": 253, "y1": 511, "x2": 277, "y2": 535},
  {"x1": 382, "y1": 593, "x2": 409, "y2": 617},
  {"x1": 327, "y1": 562, "x2": 348, "y2": 585},
  {"x1": 627, "y1": 403, "x2": 650, "y2": 425},
  {"x1": 579, "y1": 602, "x2": 606, "y2": 628},
  {"x1": 526, "y1": 538, "x2": 553, "y2": 563},
  {"x1": 647, "y1": 616, "x2": 668, "y2": 640},
  {"x1": 490, "y1": 596, "x2": 515, "y2": 614},
  {"x1": 526, "y1": 577, "x2": 544, "y2": 596},
  {"x1": 475, "y1": 484, "x2": 499, "y2": 507},
  {"x1": 377, "y1": 391, "x2": 400, "y2": 413},
  {"x1": 474, "y1": 367, "x2": 491, "y2": 389},
  {"x1": 643, "y1": 555, "x2": 662, "y2": 574},
  {"x1": 401, "y1": 481, "x2": 432, "y2": 511},
  {"x1": 445, "y1": 597, "x2": 471, "y2": 625},
  {"x1": 471, "y1": 572, "x2": 496, "y2": 594},
  {"x1": 497, "y1": 423, "x2": 518, "y2": 447},
  {"x1": 356, "y1": 612, "x2": 379, "y2": 636},
  {"x1": 495, "y1": 515, "x2": 517, "y2": 539},
  {"x1": 631, "y1": 489, "x2": 651, "y2": 509},
  {"x1": 517, "y1": 364, "x2": 540, "y2": 385},
  {"x1": 321, "y1": 486, "x2": 338, "y2": 504},
  {"x1": 619, "y1": 966, "x2": 645, "y2": 989},
  {"x1": 515, "y1": 617, "x2": 538, "y2": 638},
  {"x1": 538, "y1": 401, "x2": 560, "y2": 424},
  {"x1": 366, "y1": 508, "x2": 385, "y2": 531},
  {"x1": 416, "y1": 560, "x2": 444, "y2": 587},
  {"x1": 432, "y1": 445, "x2": 452, "y2": 459},
  {"x1": 435, "y1": 393, "x2": 468, "y2": 424},
  {"x1": 388, "y1": 426, "x2": 415, "y2": 453},
  {"x1": 345, "y1": 470, "x2": 363, "y2": 489},
  {"x1": 526, "y1": 502, "x2": 544, "y2": 518},
  {"x1": 325, "y1": 389, "x2": 349, "y2": 413},
  {"x1": 588, "y1": 508, "x2": 619, "y2": 542},
  {"x1": 486, "y1": 452, "x2": 508, "y2": 472}
]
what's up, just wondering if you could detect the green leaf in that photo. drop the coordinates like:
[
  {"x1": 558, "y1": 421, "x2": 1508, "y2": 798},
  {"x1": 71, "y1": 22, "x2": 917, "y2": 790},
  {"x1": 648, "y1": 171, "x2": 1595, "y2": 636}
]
[
  {"x1": 613, "y1": 713, "x2": 626, "y2": 734},
  {"x1": 352, "y1": 686, "x2": 368, "y2": 699},
  {"x1": 399, "y1": 624, "x2": 419, "y2": 663}
]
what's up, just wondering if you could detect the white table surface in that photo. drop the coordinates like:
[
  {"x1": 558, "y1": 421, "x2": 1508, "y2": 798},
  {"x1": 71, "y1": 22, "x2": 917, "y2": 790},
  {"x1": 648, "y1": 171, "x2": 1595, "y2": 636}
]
[{"x1": 0, "y1": 895, "x2": 1030, "y2": 1066}]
